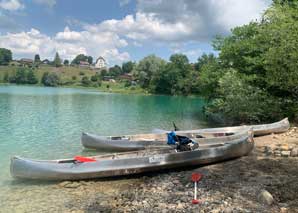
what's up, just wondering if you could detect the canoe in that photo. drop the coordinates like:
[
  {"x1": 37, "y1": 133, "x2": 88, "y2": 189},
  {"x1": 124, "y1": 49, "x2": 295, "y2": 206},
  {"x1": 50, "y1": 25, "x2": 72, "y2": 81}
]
[
  {"x1": 154, "y1": 118, "x2": 290, "y2": 136},
  {"x1": 11, "y1": 130, "x2": 254, "y2": 181},
  {"x1": 81, "y1": 129, "x2": 249, "y2": 151},
  {"x1": 81, "y1": 118, "x2": 289, "y2": 151}
]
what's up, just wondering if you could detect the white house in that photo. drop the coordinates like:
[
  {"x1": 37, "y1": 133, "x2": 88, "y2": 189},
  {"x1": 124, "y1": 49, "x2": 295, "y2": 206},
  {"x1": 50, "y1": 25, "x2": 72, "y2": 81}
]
[{"x1": 95, "y1": 56, "x2": 107, "y2": 69}]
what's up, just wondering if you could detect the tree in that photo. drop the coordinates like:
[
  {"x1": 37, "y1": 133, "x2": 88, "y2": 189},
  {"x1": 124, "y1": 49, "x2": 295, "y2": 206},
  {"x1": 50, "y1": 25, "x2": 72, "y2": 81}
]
[
  {"x1": 53, "y1": 52, "x2": 62, "y2": 67},
  {"x1": 133, "y1": 55, "x2": 166, "y2": 88},
  {"x1": 15, "y1": 68, "x2": 27, "y2": 84},
  {"x1": 108, "y1": 65, "x2": 122, "y2": 77},
  {"x1": 34, "y1": 54, "x2": 41, "y2": 63},
  {"x1": 63, "y1": 59, "x2": 69, "y2": 66},
  {"x1": 26, "y1": 69, "x2": 38, "y2": 84},
  {"x1": 0, "y1": 48, "x2": 12, "y2": 65},
  {"x1": 122, "y1": 61, "x2": 135, "y2": 73},
  {"x1": 71, "y1": 54, "x2": 92, "y2": 65},
  {"x1": 150, "y1": 54, "x2": 193, "y2": 95}
]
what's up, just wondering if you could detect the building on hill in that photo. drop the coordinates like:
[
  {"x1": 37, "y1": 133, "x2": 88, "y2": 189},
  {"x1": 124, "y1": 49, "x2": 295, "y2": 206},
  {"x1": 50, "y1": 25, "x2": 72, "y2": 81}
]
[
  {"x1": 94, "y1": 56, "x2": 107, "y2": 69},
  {"x1": 42, "y1": 59, "x2": 50, "y2": 64},
  {"x1": 79, "y1": 61, "x2": 90, "y2": 68},
  {"x1": 19, "y1": 58, "x2": 33, "y2": 67}
]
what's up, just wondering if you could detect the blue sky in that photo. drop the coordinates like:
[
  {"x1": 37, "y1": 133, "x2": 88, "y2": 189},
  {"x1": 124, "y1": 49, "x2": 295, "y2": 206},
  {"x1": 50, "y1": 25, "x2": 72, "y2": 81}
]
[{"x1": 0, "y1": 0, "x2": 271, "y2": 65}]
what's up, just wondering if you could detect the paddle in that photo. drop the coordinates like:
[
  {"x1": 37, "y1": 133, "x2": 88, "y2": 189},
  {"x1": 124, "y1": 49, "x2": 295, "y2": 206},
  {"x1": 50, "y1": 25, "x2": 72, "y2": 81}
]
[{"x1": 191, "y1": 173, "x2": 202, "y2": 204}]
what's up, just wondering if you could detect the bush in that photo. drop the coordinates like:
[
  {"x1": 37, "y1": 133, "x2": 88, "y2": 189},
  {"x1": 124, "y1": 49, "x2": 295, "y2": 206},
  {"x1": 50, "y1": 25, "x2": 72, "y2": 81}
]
[
  {"x1": 81, "y1": 76, "x2": 91, "y2": 86},
  {"x1": 15, "y1": 68, "x2": 27, "y2": 84},
  {"x1": 205, "y1": 70, "x2": 281, "y2": 124},
  {"x1": 3, "y1": 73, "x2": 9, "y2": 82},
  {"x1": 41, "y1": 72, "x2": 60, "y2": 87},
  {"x1": 26, "y1": 70, "x2": 38, "y2": 84},
  {"x1": 91, "y1": 75, "x2": 98, "y2": 82},
  {"x1": 124, "y1": 80, "x2": 131, "y2": 87},
  {"x1": 79, "y1": 71, "x2": 85, "y2": 76},
  {"x1": 72, "y1": 76, "x2": 77, "y2": 80}
]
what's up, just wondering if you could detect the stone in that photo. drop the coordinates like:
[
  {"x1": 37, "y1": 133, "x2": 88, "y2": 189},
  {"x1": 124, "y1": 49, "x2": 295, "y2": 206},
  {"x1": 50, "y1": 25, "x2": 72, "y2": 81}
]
[
  {"x1": 290, "y1": 148, "x2": 298, "y2": 157},
  {"x1": 258, "y1": 190, "x2": 274, "y2": 205},
  {"x1": 224, "y1": 207, "x2": 234, "y2": 213},
  {"x1": 264, "y1": 146, "x2": 273, "y2": 156},
  {"x1": 281, "y1": 151, "x2": 291, "y2": 157},
  {"x1": 280, "y1": 207, "x2": 288, "y2": 213},
  {"x1": 280, "y1": 144, "x2": 289, "y2": 151}
]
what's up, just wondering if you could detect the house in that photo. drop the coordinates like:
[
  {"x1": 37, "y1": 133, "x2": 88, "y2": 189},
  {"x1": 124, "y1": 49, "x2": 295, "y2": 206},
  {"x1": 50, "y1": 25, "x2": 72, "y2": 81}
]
[
  {"x1": 95, "y1": 56, "x2": 107, "y2": 69},
  {"x1": 119, "y1": 73, "x2": 133, "y2": 81},
  {"x1": 19, "y1": 58, "x2": 33, "y2": 67},
  {"x1": 42, "y1": 59, "x2": 50, "y2": 64},
  {"x1": 79, "y1": 61, "x2": 90, "y2": 68}
]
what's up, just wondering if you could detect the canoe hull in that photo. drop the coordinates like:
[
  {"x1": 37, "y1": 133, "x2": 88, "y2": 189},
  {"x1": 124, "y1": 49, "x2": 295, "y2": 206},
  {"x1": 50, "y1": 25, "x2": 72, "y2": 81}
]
[{"x1": 11, "y1": 132, "x2": 254, "y2": 181}]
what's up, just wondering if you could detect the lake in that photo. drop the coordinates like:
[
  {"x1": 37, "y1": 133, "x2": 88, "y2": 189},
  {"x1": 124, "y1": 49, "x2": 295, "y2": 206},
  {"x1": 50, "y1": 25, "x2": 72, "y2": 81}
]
[{"x1": 0, "y1": 85, "x2": 209, "y2": 211}]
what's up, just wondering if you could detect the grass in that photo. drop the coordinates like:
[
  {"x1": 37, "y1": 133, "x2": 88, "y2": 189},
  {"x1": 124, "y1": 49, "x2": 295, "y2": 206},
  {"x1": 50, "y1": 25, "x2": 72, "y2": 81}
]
[{"x1": 0, "y1": 65, "x2": 147, "y2": 95}]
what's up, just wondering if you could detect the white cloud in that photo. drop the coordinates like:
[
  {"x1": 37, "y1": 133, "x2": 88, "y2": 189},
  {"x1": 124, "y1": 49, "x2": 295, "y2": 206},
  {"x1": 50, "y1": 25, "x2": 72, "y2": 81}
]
[
  {"x1": 32, "y1": 0, "x2": 56, "y2": 8},
  {"x1": 0, "y1": 0, "x2": 24, "y2": 11},
  {"x1": 119, "y1": 0, "x2": 131, "y2": 7},
  {"x1": 83, "y1": 0, "x2": 270, "y2": 45},
  {"x1": 0, "y1": 27, "x2": 130, "y2": 65}
]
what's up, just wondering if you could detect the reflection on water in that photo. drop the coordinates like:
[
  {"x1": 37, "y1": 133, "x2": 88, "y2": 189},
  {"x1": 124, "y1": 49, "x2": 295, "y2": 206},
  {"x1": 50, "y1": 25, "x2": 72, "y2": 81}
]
[{"x1": 0, "y1": 85, "x2": 207, "y2": 211}]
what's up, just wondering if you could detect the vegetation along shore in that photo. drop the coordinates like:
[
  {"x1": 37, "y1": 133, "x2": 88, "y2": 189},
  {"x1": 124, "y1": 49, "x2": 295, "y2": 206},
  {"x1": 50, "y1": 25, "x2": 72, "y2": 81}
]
[{"x1": 0, "y1": 1, "x2": 297, "y2": 125}]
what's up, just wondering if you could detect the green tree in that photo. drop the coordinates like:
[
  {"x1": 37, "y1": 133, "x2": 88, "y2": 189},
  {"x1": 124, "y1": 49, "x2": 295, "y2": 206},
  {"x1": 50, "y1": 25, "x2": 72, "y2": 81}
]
[
  {"x1": 63, "y1": 59, "x2": 69, "y2": 66},
  {"x1": 109, "y1": 65, "x2": 122, "y2": 77},
  {"x1": 26, "y1": 69, "x2": 38, "y2": 84},
  {"x1": 15, "y1": 68, "x2": 27, "y2": 84},
  {"x1": 0, "y1": 48, "x2": 12, "y2": 65},
  {"x1": 71, "y1": 54, "x2": 92, "y2": 65},
  {"x1": 133, "y1": 55, "x2": 166, "y2": 88},
  {"x1": 53, "y1": 52, "x2": 62, "y2": 67},
  {"x1": 34, "y1": 54, "x2": 41, "y2": 63},
  {"x1": 122, "y1": 61, "x2": 135, "y2": 73}
]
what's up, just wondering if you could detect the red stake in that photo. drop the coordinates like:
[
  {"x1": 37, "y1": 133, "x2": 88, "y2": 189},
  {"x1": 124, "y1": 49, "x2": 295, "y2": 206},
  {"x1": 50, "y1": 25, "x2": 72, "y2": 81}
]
[{"x1": 191, "y1": 173, "x2": 202, "y2": 204}]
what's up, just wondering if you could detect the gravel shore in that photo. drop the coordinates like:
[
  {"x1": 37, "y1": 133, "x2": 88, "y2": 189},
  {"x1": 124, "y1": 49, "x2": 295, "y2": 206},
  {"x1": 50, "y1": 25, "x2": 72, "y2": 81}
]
[{"x1": 2, "y1": 128, "x2": 298, "y2": 213}]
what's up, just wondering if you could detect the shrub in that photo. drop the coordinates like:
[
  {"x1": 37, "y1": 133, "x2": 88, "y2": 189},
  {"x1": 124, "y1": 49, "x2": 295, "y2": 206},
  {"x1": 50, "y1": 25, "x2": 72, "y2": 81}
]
[
  {"x1": 91, "y1": 75, "x2": 98, "y2": 82},
  {"x1": 41, "y1": 72, "x2": 60, "y2": 87},
  {"x1": 26, "y1": 70, "x2": 38, "y2": 84},
  {"x1": 81, "y1": 76, "x2": 91, "y2": 86},
  {"x1": 79, "y1": 71, "x2": 85, "y2": 76},
  {"x1": 72, "y1": 76, "x2": 77, "y2": 80}
]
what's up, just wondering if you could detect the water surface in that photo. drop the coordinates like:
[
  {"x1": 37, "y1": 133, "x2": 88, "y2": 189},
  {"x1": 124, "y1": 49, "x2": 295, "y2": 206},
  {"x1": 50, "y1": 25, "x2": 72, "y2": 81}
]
[{"x1": 0, "y1": 85, "x2": 207, "y2": 211}]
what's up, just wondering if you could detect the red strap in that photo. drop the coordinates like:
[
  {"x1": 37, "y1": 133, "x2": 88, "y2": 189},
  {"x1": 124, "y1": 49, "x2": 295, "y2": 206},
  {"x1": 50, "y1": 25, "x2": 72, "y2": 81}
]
[
  {"x1": 74, "y1": 156, "x2": 96, "y2": 163},
  {"x1": 191, "y1": 173, "x2": 202, "y2": 182}
]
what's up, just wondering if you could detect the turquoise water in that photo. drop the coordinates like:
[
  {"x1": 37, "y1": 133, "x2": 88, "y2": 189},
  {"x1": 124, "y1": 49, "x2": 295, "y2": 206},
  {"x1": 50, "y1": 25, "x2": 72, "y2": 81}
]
[{"x1": 0, "y1": 85, "x2": 207, "y2": 187}]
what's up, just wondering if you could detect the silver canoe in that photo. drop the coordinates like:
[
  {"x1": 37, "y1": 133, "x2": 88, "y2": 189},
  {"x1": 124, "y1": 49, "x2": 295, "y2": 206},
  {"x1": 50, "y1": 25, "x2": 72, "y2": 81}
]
[
  {"x1": 81, "y1": 129, "x2": 249, "y2": 151},
  {"x1": 154, "y1": 118, "x2": 290, "y2": 136},
  {"x1": 81, "y1": 118, "x2": 289, "y2": 151},
  {"x1": 11, "y1": 130, "x2": 254, "y2": 181}
]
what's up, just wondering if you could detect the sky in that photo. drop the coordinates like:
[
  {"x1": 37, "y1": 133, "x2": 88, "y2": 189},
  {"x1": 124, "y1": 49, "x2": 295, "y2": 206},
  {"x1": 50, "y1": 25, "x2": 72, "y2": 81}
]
[{"x1": 0, "y1": 0, "x2": 272, "y2": 65}]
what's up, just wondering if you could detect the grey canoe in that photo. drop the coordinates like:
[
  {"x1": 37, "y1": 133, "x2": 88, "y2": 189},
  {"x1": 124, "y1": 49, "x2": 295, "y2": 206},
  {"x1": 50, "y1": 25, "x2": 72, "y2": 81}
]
[
  {"x1": 11, "y1": 130, "x2": 254, "y2": 181},
  {"x1": 154, "y1": 118, "x2": 290, "y2": 136},
  {"x1": 81, "y1": 129, "x2": 250, "y2": 151},
  {"x1": 81, "y1": 118, "x2": 289, "y2": 151}
]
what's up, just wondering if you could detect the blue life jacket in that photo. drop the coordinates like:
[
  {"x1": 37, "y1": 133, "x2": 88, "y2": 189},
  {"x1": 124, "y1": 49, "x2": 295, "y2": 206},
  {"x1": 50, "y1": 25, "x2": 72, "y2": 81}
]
[{"x1": 167, "y1": 131, "x2": 177, "y2": 145}]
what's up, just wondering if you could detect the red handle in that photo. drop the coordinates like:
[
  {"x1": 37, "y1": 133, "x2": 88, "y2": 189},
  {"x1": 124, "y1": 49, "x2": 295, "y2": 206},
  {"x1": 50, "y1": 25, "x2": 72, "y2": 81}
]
[{"x1": 191, "y1": 173, "x2": 202, "y2": 182}]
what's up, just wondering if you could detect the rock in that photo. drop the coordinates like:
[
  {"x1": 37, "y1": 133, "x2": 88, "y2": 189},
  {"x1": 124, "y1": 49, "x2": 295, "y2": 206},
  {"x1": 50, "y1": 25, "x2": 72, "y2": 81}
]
[
  {"x1": 264, "y1": 146, "x2": 273, "y2": 156},
  {"x1": 224, "y1": 207, "x2": 234, "y2": 213},
  {"x1": 280, "y1": 207, "x2": 287, "y2": 213},
  {"x1": 258, "y1": 190, "x2": 274, "y2": 205},
  {"x1": 281, "y1": 151, "x2": 291, "y2": 157},
  {"x1": 290, "y1": 148, "x2": 298, "y2": 157},
  {"x1": 280, "y1": 144, "x2": 289, "y2": 151}
]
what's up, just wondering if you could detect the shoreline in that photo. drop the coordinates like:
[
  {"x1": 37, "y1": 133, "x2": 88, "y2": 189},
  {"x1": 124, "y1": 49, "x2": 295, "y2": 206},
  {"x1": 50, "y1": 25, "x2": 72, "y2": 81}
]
[{"x1": 2, "y1": 128, "x2": 298, "y2": 212}]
